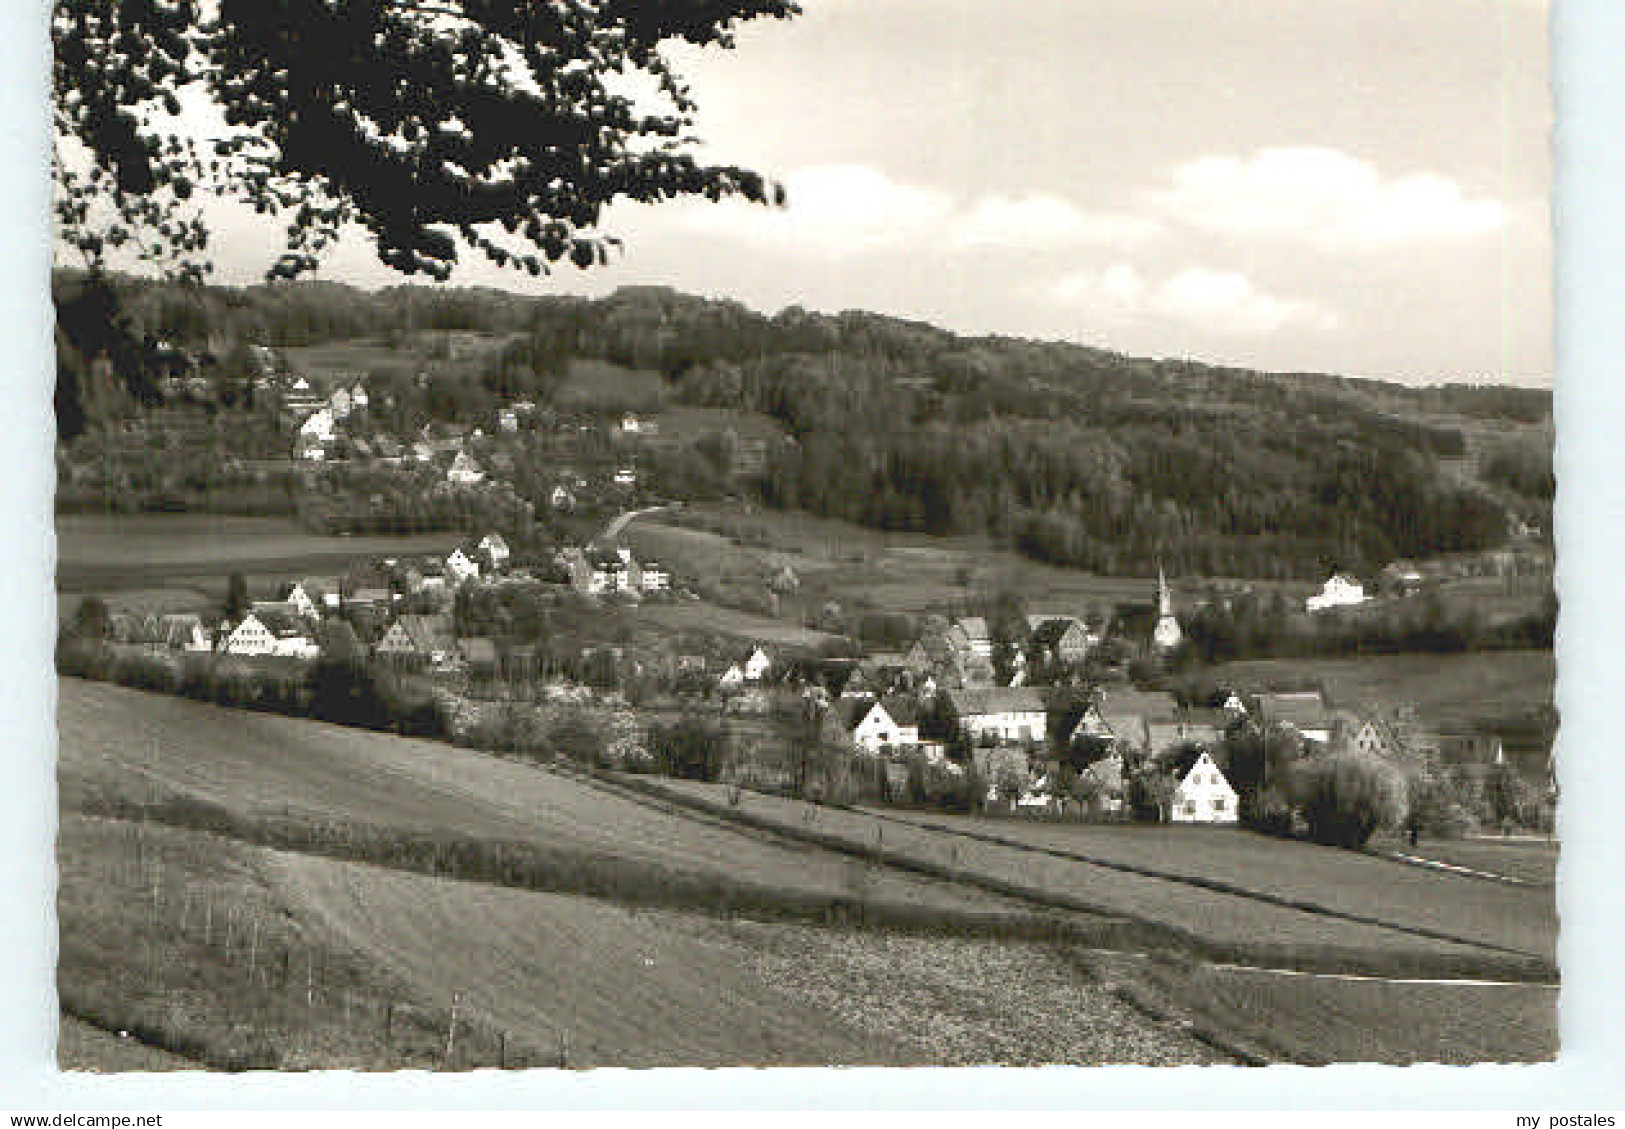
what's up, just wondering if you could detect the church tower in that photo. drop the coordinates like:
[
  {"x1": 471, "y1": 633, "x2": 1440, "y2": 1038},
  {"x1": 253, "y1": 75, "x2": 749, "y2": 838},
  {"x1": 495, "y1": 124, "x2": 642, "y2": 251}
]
[{"x1": 1152, "y1": 564, "x2": 1182, "y2": 652}]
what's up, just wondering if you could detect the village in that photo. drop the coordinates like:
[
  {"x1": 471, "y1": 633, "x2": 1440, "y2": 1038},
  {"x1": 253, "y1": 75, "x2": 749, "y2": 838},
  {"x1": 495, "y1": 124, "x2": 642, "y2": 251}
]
[{"x1": 68, "y1": 468, "x2": 1553, "y2": 837}]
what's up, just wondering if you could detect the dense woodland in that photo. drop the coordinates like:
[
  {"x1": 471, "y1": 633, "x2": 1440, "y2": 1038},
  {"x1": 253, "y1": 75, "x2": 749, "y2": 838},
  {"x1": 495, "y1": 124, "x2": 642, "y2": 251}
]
[{"x1": 54, "y1": 271, "x2": 1553, "y2": 580}]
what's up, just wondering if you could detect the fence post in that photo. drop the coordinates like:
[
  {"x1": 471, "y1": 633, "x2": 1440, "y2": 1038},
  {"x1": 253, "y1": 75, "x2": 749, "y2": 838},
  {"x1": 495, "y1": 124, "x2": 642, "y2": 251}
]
[
  {"x1": 444, "y1": 991, "x2": 463, "y2": 1067},
  {"x1": 384, "y1": 1002, "x2": 395, "y2": 1045},
  {"x1": 247, "y1": 919, "x2": 259, "y2": 981},
  {"x1": 203, "y1": 899, "x2": 213, "y2": 945},
  {"x1": 499, "y1": 1031, "x2": 507, "y2": 1070}
]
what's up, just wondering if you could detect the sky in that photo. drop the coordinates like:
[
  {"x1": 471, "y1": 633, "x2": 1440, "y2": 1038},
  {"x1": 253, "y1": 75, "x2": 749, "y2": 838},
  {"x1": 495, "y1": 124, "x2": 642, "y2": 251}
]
[{"x1": 183, "y1": 0, "x2": 1551, "y2": 386}]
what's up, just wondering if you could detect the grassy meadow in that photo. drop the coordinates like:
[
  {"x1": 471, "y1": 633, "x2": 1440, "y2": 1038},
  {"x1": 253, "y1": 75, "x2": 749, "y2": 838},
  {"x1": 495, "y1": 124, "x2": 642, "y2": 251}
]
[{"x1": 56, "y1": 514, "x2": 462, "y2": 594}]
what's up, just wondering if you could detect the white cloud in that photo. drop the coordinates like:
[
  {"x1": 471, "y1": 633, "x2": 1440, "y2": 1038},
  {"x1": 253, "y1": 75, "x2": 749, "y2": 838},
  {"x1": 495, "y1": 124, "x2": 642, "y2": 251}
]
[
  {"x1": 950, "y1": 193, "x2": 1162, "y2": 251},
  {"x1": 1048, "y1": 263, "x2": 1336, "y2": 337},
  {"x1": 1151, "y1": 147, "x2": 1509, "y2": 251},
  {"x1": 679, "y1": 166, "x2": 1160, "y2": 258},
  {"x1": 678, "y1": 164, "x2": 953, "y2": 255}
]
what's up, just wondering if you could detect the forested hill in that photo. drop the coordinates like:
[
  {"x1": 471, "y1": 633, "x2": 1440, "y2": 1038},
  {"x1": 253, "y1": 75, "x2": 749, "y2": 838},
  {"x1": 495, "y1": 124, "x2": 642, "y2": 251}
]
[{"x1": 56, "y1": 271, "x2": 1553, "y2": 580}]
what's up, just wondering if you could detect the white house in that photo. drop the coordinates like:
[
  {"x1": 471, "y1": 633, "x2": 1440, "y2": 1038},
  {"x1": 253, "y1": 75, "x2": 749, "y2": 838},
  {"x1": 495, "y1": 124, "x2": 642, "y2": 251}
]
[
  {"x1": 328, "y1": 386, "x2": 353, "y2": 419},
  {"x1": 613, "y1": 467, "x2": 637, "y2": 488},
  {"x1": 840, "y1": 697, "x2": 920, "y2": 756},
  {"x1": 222, "y1": 611, "x2": 319, "y2": 659},
  {"x1": 718, "y1": 664, "x2": 746, "y2": 690},
  {"x1": 349, "y1": 382, "x2": 368, "y2": 411},
  {"x1": 498, "y1": 408, "x2": 519, "y2": 433},
  {"x1": 299, "y1": 407, "x2": 336, "y2": 444},
  {"x1": 478, "y1": 533, "x2": 511, "y2": 570},
  {"x1": 639, "y1": 559, "x2": 670, "y2": 593},
  {"x1": 446, "y1": 547, "x2": 482, "y2": 584},
  {"x1": 950, "y1": 617, "x2": 992, "y2": 660},
  {"x1": 743, "y1": 647, "x2": 773, "y2": 683},
  {"x1": 947, "y1": 688, "x2": 1048, "y2": 744},
  {"x1": 1306, "y1": 572, "x2": 1367, "y2": 613},
  {"x1": 549, "y1": 484, "x2": 576, "y2": 511},
  {"x1": 1170, "y1": 751, "x2": 1239, "y2": 824},
  {"x1": 446, "y1": 450, "x2": 485, "y2": 486},
  {"x1": 284, "y1": 582, "x2": 322, "y2": 621}
]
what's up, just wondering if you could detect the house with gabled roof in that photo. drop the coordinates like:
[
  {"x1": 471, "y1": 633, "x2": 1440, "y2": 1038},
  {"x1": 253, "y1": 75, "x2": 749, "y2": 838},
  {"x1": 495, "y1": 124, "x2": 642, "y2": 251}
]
[
  {"x1": 374, "y1": 613, "x2": 457, "y2": 668},
  {"x1": 1026, "y1": 615, "x2": 1096, "y2": 665},
  {"x1": 1254, "y1": 691, "x2": 1337, "y2": 745},
  {"x1": 223, "y1": 611, "x2": 319, "y2": 659},
  {"x1": 830, "y1": 695, "x2": 922, "y2": 756},
  {"x1": 951, "y1": 616, "x2": 993, "y2": 660},
  {"x1": 743, "y1": 647, "x2": 773, "y2": 683},
  {"x1": 446, "y1": 450, "x2": 485, "y2": 486},
  {"x1": 446, "y1": 547, "x2": 482, "y2": 585},
  {"x1": 1306, "y1": 572, "x2": 1367, "y2": 613},
  {"x1": 947, "y1": 687, "x2": 1048, "y2": 744},
  {"x1": 1082, "y1": 688, "x2": 1180, "y2": 756},
  {"x1": 1169, "y1": 750, "x2": 1239, "y2": 824}
]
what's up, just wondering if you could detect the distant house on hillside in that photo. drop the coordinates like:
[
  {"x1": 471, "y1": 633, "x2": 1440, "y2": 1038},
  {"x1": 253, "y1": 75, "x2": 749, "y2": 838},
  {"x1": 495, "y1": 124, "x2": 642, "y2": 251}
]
[
  {"x1": 446, "y1": 548, "x2": 481, "y2": 585},
  {"x1": 446, "y1": 450, "x2": 485, "y2": 486},
  {"x1": 1306, "y1": 572, "x2": 1368, "y2": 613},
  {"x1": 639, "y1": 558, "x2": 669, "y2": 593},
  {"x1": 282, "y1": 582, "x2": 322, "y2": 621},
  {"x1": 477, "y1": 533, "x2": 511, "y2": 571},
  {"x1": 743, "y1": 647, "x2": 773, "y2": 683}
]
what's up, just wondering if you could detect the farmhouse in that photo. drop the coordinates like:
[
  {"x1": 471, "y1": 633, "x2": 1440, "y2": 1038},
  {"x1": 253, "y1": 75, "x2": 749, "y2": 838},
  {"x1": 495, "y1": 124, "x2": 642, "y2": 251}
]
[
  {"x1": 1169, "y1": 751, "x2": 1239, "y2": 824},
  {"x1": 948, "y1": 687, "x2": 1047, "y2": 744},
  {"x1": 1306, "y1": 572, "x2": 1368, "y2": 612},
  {"x1": 222, "y1": 611, "x2": 319, "y2": 659}
]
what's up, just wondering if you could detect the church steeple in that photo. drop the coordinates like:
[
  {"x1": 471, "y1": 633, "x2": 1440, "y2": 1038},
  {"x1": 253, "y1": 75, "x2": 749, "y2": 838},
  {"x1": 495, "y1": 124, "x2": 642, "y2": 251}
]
[{"x1": 1153, "y1": 561, "x2": 1182, "y2": 651}]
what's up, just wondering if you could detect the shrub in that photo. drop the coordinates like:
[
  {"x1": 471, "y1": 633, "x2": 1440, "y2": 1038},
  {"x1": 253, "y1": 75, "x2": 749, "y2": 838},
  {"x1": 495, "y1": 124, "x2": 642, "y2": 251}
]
[
  {"x1": 208, "y1": 659, "x2": 262, "y2": 708},
  {"x1": 648, "y1": 715, "x2": 727, "y2": 781},
  {"x1": 1239, "y1": 785, "x2": 1298, "y2": 838},
  {"x1": 108, "y1": 650, "x2": 183, "y2": 695},
  {"x1": 1404, "y1": 772, "x2": 1479, "y2": 840},
  {"x1": 56, "y1": 635, "x2": 113, "y2": 680},
  {"x1": 547, "y1": 711, "x2": 611, "y2": 769},
  {"x1": 1287, "y1": 751, "x2": 1409, "y2": 849}
]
